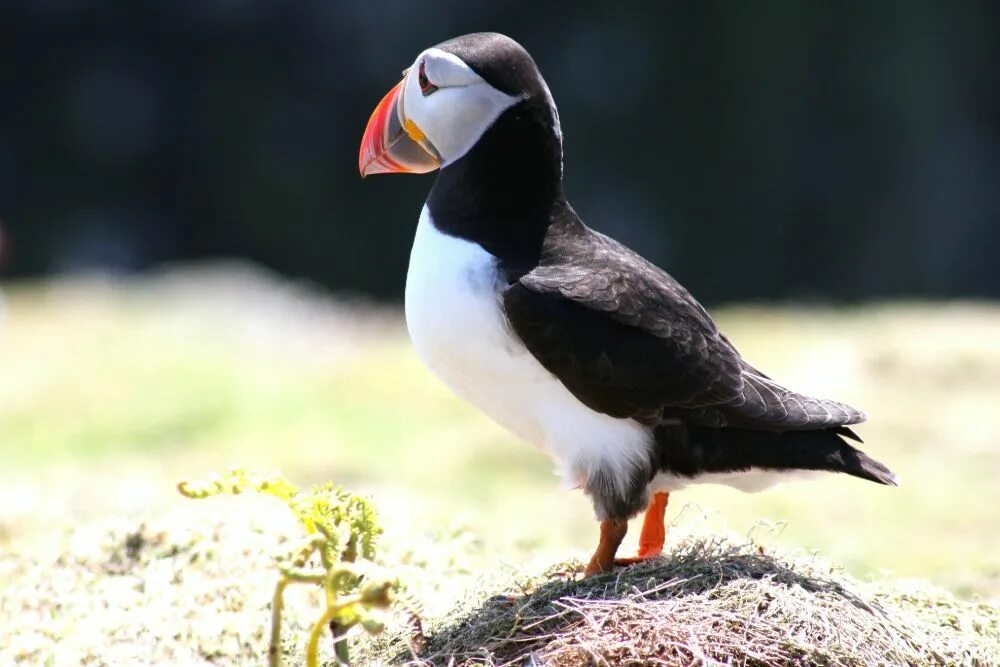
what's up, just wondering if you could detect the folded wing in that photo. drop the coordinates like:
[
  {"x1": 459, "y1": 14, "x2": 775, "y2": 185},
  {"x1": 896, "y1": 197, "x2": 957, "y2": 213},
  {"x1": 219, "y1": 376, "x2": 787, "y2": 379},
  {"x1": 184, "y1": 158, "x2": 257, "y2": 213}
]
[{"x1": 503, "y1": 228, "x2": 865, "y2": 430}]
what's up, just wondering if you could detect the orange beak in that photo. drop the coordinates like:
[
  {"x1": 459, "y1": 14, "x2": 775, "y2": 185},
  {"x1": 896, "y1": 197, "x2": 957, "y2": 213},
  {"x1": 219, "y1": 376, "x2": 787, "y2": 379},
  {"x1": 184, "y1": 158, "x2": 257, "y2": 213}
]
[{"x1": 358, "y1": 78, "x2": 441, "y2": 177}]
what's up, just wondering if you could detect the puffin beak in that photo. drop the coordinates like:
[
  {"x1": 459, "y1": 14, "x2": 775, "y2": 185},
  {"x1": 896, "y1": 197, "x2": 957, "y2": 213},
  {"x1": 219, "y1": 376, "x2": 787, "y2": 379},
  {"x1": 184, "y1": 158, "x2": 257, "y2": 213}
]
[{"x1": 359, "y1": 77, "x2": 441, "y2": 177}]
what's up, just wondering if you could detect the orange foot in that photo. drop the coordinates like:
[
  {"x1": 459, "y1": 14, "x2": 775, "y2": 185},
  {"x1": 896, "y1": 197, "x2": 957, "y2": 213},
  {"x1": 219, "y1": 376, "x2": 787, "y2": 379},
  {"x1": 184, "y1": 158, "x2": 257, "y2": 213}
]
[
  {"x1": 583, "y1": 519, "x2": 628, "y2": 576},
  {"x1": 615, "y1": 491, "x2": 669, "y2": 565},
  {"x1": 613, "y1": 552, "x2": 662, "y2": 566},
  {"x1": 583, "y1": 492, "x2": 669, "y2": 576}
]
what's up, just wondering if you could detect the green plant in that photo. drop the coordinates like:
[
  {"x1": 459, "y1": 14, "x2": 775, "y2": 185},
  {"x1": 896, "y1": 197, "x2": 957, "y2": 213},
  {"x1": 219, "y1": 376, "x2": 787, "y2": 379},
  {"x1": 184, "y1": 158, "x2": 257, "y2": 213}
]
[{"x1": 178, "y1": 468, "x2": 395, "y2": 667}]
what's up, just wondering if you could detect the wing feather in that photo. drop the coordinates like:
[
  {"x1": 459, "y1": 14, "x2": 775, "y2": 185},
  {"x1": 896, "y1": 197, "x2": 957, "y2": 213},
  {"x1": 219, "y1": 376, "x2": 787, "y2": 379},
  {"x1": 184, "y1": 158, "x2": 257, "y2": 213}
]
[{"x1": 503, "y1": 225, "x2": 865, "y2": 430}]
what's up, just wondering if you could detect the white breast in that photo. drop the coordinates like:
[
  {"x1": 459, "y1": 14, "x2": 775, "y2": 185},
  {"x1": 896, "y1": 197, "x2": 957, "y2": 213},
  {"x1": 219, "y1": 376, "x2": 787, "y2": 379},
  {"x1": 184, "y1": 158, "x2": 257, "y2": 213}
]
[{"x1": 404, "y1": 206, "x2": 652, "y2": 492}]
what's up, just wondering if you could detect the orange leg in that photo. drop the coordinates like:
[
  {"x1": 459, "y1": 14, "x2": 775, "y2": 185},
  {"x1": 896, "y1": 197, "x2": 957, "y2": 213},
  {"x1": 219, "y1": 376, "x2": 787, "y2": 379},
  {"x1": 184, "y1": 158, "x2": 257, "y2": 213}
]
[
  {"x1": 638, "y1": 491, "x2": 669, "y2": 558},
  {"x1": 615, "y1": 492, "x2": 669, "y2": 566},
  {"x1": 583, "y1": 493, "x2": 671, "y2": 576},
  {"x1": 583, "y1": 519, "x2": 628, "y2": 576}
]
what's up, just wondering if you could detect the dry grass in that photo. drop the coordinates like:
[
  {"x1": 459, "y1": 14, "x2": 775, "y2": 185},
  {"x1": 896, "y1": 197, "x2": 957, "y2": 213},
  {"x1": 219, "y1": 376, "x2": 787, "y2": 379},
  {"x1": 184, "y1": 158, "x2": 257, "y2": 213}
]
[
  {"x1": 400, "y1": 536, "x2": 999, "y2": 667},
  {"x1": 5, "y1": 500, "x2": 995, "y2": 666},
  {"x1": 1, "y1": 498, "x2": 306, "y2": 666},
  {"x1": 2, "y1": 267, "x2": 1000, "y2": 665}
]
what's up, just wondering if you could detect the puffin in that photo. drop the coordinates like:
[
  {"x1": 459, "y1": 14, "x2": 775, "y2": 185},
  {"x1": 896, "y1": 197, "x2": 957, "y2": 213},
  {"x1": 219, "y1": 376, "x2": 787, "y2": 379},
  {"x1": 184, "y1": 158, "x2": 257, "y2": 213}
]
[{"x1": 358, "y1": 33, "x2": 896, "y2": 575}]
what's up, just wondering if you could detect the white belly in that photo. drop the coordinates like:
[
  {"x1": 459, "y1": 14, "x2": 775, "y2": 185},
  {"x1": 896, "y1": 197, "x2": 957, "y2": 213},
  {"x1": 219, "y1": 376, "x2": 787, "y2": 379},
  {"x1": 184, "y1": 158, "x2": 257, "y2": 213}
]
[{"x1": 404, "y1": 206, "x2": 652, "y2": 490}]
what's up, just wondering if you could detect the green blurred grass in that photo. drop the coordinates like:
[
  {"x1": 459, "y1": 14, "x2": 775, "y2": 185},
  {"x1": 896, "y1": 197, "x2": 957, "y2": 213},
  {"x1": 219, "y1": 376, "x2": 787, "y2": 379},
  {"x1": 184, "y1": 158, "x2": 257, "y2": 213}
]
[{"x1": 1, "y1": 267, "x2": 998, "y2": 599}]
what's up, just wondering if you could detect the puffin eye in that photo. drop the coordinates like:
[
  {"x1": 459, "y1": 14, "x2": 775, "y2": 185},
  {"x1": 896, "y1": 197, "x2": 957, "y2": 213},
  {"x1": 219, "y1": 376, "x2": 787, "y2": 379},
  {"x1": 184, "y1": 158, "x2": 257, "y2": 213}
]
[{"x1": 418, "y1": 61, "x2": 438, "y2": 96}]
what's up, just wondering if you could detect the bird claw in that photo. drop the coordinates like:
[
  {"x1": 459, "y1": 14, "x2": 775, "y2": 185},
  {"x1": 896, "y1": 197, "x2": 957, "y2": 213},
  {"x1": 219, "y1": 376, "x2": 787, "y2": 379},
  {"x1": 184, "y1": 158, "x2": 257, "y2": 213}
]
[{"x1": 613, "y1": 551, "x2": 663, "y2": 567}]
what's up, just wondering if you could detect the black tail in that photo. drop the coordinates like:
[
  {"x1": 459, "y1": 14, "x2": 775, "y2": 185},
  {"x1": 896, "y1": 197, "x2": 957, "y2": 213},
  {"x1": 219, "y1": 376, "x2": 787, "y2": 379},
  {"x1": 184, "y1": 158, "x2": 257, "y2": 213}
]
[{"x1": 654, "y1": 424, "x2": 898, "y2": 486}]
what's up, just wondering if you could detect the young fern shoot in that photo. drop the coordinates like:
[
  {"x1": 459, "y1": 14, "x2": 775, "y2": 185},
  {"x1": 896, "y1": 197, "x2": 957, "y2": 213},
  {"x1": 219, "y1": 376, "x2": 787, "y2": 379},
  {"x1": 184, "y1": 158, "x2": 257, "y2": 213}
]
[{"x1": 178, "y1": 468, "x2": 395, "y2": 667}]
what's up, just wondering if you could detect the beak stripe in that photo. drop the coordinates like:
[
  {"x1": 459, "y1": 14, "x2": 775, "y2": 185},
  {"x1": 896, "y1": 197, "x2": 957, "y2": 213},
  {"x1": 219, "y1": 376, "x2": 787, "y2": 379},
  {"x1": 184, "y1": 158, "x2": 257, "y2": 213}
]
[{"x1": 358, "y1": 78, "x2": 441, "y2": 177}]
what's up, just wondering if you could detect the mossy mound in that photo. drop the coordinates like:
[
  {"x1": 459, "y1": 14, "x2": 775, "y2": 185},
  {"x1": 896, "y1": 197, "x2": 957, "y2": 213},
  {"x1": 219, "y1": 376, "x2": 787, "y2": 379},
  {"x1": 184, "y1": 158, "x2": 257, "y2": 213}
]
[{"x1": 399, "y1": 537, "x2": 999, "y2": 667}]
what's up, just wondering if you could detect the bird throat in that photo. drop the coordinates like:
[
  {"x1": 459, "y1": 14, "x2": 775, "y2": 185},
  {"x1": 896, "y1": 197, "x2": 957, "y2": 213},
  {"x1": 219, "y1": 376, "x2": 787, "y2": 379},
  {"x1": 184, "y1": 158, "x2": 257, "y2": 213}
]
[{"x1": 426, "y1": 98, "x2": 564, "y2": 277}]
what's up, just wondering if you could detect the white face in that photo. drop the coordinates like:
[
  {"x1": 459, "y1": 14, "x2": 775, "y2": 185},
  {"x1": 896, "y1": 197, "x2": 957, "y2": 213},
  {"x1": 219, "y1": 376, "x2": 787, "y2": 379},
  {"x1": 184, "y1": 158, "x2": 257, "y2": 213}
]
[{"x1": 399, "y1": 48, "x2": 521, "y2": 167}]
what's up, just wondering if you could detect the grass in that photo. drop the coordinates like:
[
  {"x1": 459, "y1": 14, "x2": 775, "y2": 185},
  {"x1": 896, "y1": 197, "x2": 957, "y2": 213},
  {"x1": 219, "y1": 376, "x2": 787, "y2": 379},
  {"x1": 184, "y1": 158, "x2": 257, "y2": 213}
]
[
  {"x1": 4, "y1": 505, "x2": 995, "y2": 666},
  {"x1": 399, "y1": 535, "x2": 1000, "y2": 666},
  {"x1": 1, "y1": 262, "x2": 999, "y2": 663}
]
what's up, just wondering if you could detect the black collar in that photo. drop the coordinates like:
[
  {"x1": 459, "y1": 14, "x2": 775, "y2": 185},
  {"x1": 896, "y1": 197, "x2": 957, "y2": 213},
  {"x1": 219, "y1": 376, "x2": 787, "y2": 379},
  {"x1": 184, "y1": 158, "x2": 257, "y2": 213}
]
[{"x1": 426, "y1": 98, "x2": 564, "y2": 279}]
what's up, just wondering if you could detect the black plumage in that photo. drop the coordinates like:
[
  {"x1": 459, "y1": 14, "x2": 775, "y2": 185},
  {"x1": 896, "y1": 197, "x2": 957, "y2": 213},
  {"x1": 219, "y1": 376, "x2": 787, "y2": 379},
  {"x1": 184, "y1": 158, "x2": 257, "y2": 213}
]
[
  {"x1": 502, "y1": 205, "x2": 895, "y2": 519},
  {"x1": 505, "y1": 214, "x2": 867, "y2": 431},
  {"x1": 424, "y1": 33, "x2": 896, "y2": 521}
]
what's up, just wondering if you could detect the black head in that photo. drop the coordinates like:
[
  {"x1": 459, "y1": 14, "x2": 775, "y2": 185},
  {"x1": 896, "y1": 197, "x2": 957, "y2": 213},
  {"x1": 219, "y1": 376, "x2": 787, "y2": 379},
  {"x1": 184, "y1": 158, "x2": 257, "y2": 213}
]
[
  {"x1": 360, "y1": 32, "x2": 562, "y2": 176},
  {"x1": 434, "y1": 32, "x2": 553, "y2": 101},
  {"x1": 359, "y1": 33, "x2": 568, "y2": 272}
]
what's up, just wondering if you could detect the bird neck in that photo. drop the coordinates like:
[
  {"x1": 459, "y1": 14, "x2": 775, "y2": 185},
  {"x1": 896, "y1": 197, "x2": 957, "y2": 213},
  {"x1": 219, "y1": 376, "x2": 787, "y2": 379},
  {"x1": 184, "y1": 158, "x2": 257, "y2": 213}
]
[{"x1": 426, "y1": 98, "x2": 565, "y2": 276}]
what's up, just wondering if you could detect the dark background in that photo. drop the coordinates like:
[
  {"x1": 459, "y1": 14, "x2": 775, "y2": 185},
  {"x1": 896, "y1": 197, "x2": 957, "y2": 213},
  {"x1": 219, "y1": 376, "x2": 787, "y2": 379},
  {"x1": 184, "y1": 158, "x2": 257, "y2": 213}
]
[{"x1": 2, "y1": 1, "x2": 998, "y2": 303}]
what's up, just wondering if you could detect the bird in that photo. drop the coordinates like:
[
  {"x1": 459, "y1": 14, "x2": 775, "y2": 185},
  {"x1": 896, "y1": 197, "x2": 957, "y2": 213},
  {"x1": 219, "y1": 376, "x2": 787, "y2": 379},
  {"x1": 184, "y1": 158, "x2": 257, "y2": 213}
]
[{"x1": 358, "y1": 32, "x2": 896, "y2": 576}]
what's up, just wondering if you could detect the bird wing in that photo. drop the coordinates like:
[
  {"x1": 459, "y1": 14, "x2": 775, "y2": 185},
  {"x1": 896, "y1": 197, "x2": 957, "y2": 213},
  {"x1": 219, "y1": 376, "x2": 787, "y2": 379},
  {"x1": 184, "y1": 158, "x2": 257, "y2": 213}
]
[{"x1": 502, "y1": 226, "x2": 865, "y2": 429}]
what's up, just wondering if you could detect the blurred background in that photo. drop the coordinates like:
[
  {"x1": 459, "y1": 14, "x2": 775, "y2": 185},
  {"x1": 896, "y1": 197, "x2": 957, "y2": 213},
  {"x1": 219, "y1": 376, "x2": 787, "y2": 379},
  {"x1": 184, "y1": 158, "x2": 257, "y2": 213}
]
[
  {"x1": 2, "y1": 0, "x2": 999, "y2": 299},
  {"x1": 1, "y1": 1, "x2": 999, "y2": 645}
]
